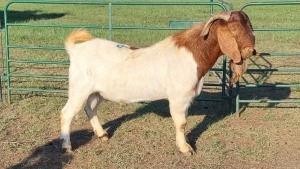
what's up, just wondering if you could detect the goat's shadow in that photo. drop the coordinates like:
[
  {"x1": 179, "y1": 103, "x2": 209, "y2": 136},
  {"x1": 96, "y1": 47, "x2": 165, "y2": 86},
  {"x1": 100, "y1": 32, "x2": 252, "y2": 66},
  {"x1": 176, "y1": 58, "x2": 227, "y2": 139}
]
[
  {"x1": 102, "y1": 97, "x2": 219, "y2": 151},
  {"x1": 0, "y1": 10, "x2": 66, "y2": 28},
  {"x1": 9, "y1": 87, "x2": 292, "y2": 168},
  {"x1": 9, "y1": 129, "x2": 93, "y2": 169},
  {"x1": 102, "y1": 86, "x2": 292, "y2": 150}
]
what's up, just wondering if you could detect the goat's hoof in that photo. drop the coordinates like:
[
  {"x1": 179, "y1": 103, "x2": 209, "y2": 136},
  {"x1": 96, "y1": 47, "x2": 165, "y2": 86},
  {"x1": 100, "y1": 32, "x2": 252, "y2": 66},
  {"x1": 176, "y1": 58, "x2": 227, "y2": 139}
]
[
  {"x1": 183, "y1": 149, "x2": 195, "y2": 157},
  {"x1": 60, "y1": 139, "x2": 72, "y2": 153},
  {"x1": 181, "y1": 147, "x2": 195, "y2": 156},
  {"x1": 179, "y1": 143, "x2": 194, "y2": 156},
  {"x1": 62, "y1": 147, "x2": 72, "y2": 153},
  {"x1": 183, "y1": 150, "x2": 194, "y2": 156},
  {"x1": 98, "y1": 133, "x2": 109, "y2": 141}
]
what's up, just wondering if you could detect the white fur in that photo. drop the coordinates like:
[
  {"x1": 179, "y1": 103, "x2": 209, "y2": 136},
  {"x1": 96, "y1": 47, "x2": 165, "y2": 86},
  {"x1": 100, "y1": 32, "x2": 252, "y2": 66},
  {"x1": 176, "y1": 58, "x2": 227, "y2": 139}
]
[{"x1": 61, "y1": 35, "x2": 205, "y2": 154}]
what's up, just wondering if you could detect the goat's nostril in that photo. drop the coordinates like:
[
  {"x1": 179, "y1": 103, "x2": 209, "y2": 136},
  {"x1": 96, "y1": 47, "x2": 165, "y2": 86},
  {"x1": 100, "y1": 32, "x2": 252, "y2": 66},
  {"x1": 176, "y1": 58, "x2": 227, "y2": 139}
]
[{"x1": 252, "y1": 49, "x2": 257, "y2": 55}]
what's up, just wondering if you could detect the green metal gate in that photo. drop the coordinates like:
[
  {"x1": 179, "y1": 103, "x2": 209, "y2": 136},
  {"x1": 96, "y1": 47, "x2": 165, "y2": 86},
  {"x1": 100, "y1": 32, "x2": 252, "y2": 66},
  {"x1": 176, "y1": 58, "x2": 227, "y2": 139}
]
[
  {"x1": 3, "y1": 0, "x2": 229, "y2": 106},
  {"x1": 236, "y1": 1, "x2": 300, "y2": 112}
]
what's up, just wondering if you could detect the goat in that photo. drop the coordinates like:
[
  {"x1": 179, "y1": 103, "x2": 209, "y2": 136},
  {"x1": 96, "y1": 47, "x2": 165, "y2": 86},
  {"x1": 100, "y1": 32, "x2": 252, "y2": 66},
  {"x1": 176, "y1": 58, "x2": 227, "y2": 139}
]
[{"x1": 60, "y1": 11, "x2": 255, "y2": 155}]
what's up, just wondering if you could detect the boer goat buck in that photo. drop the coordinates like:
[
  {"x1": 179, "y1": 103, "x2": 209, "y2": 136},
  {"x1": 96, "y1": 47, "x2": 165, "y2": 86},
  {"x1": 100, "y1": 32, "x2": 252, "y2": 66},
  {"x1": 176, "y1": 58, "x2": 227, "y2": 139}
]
[{"x1": 61, "y1": 11, "x2": 255, "y2": 155}]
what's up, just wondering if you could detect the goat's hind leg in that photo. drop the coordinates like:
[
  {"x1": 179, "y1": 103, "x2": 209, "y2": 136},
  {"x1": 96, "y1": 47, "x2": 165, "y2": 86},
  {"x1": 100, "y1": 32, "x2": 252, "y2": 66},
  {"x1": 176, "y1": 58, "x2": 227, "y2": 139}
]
[
  {"x1": 60, "y1": 94, "x2": 87, "y2": 153},
  {"x1": 84, "y1": 92, "x2": 109, "y2": 141}
]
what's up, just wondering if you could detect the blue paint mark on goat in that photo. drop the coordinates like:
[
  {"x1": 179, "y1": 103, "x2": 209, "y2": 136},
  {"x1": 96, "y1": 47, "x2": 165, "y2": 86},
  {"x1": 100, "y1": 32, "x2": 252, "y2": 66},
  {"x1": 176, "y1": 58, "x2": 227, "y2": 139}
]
[{"x1": 117, "y1": 44, "x2": 129, "y2": 49}]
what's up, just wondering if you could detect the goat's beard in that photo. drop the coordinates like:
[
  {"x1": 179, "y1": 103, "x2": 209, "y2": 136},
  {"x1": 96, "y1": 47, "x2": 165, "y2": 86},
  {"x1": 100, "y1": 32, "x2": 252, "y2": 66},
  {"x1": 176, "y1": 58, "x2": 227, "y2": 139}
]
[{"x1": 230, "y1": 60, "x2": 247, "y2": 85}]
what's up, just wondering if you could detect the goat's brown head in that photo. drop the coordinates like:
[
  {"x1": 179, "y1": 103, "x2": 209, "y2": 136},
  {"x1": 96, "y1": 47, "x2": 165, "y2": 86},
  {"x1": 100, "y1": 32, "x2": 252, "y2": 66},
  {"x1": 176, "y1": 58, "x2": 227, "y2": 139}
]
[{"x1": 201, "y1": 11, "x2": 256, "y2": 84}]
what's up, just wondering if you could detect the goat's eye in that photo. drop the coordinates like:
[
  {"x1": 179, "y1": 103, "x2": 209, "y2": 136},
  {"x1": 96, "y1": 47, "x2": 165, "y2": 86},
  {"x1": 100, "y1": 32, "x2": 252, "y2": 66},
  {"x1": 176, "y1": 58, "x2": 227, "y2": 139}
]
[
  {"x1": 229, "y1": 25, "x2": 238, "y2": 32},
  {"x1": 231, "y1": 28, "x2": 237, "y2": 33}
]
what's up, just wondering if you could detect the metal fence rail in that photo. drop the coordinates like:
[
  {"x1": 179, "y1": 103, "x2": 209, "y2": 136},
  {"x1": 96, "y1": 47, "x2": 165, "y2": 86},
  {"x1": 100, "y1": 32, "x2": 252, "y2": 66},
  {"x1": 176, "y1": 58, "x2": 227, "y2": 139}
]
[
  {"x1": 3, "y1": 1, "x2": 230, "y2": 105},
  {"x1": 5, "y1": 1, "x2": 298, "y2": 114}
]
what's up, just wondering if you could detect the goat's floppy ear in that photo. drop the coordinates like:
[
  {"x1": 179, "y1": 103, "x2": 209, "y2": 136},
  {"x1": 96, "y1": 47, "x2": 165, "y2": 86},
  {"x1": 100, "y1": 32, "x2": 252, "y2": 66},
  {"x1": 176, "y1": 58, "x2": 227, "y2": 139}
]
[{"x1": 217, "y1": 25, "x2": 241, "y2": 63}]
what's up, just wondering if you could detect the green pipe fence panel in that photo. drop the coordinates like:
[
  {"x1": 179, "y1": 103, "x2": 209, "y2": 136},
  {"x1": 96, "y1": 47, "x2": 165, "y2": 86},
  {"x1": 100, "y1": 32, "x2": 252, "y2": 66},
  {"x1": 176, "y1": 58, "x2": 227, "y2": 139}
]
[
  {"x1": 0, "y1": 28, "x2": 4, "y2": 101},
  {"x1": 4, "y1": 1, "x2": 299, "y2": 114},
  {"x1": 4, "y1": 0, "x2": 231, "y2": 109},
  {"x1": 210, "y1": 0, "x2": 233, "y2": 13},
  {"x1": 236, "y1": 1, "x2": 300, "y2": 112}
]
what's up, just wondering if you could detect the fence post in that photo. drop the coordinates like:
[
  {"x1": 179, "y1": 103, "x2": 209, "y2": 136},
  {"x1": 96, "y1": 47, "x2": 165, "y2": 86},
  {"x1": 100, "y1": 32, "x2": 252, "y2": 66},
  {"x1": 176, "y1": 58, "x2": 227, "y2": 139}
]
[
  {"x1": 0, "y1": 24, "x2": 2, "y2": 101},
  {"x1": 108, "y1": 3, "x2": 113, "y2": 40}
]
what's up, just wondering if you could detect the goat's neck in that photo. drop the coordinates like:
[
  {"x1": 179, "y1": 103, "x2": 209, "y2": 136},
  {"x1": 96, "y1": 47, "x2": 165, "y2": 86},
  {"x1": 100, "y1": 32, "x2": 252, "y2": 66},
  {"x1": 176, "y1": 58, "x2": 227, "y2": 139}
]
[{"x1": 173, "y1": 24, "x2": 223, "y2": 79}]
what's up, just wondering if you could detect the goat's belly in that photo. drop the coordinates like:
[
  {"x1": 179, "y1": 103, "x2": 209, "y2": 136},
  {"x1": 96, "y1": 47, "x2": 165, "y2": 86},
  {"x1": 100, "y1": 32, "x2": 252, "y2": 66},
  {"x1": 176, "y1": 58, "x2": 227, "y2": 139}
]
[
  {"x1": 100, "y1": 87, "x2": 167, "y2": 103},
  {"x1": 99, "y1": 81, "x2": 167, "y2": 103}
]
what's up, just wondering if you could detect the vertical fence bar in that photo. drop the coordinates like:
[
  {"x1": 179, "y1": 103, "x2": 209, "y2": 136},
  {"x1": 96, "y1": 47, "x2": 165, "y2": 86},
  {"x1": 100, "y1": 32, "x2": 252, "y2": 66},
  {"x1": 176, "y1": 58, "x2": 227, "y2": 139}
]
[
  {"x1": 221, "y1": 55, "x2": 227, "y2": 115},
  {"x1": 0, "y1": 79, "x2": 1, "y2": 101},
  {"x1": 228, "y1": 62, "x2": 233, "y2": 113},
  {"x1": 108, "y1": 3, "x2": 112, "y2": 40},
  {"x1": 210, "y1": 0, "x2": 214, "y2": 15},
  {"x1": 235, "y1": 81, "x2": 240, "y2": 112},
  {"x1": 0, "y1": 25, "x2": 3, "y2": 101},
  {"x1": 4, "y1": 4, "x2": 11, "y2": 103}
]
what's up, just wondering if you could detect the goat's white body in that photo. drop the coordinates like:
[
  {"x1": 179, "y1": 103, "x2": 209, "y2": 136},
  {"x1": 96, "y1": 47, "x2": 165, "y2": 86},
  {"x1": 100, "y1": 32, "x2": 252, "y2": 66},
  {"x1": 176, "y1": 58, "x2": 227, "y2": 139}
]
[
  {"x1": 61, "y1": 11, "x2": 255, "y2": 155},
  {"x1": 67, "y1": 37, "x2": 203, "y2": 103},
  {"x1": 61, "y1": 33, "x2": 205, "y2": 154}
]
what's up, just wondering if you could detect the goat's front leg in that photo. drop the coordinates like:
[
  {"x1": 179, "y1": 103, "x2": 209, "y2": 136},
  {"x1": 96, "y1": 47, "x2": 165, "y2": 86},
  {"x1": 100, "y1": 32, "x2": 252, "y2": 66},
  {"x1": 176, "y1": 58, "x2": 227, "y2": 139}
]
[{"x1": 169, "y1": 97, "x2": 194, "y2": 155}]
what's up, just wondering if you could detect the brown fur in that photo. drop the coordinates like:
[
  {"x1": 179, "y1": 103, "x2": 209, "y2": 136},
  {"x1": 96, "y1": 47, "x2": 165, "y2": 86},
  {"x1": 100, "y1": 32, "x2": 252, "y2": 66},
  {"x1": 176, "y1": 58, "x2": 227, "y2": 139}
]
[
  {"x1": 173, "y1": 11, "x2": 255, "y2": 83},
  {"x1": 65, "y1": 29, "x2": 93, "y2": 45},
  {"x1": 230, "y1": 60, "x2": 248, "y2": 84},
  {"x1": 130, "y1": 46, "x2": 139, "y2": 50},
  {"x1": 173, "y1": 23, "x2": 222, "y2": 79}
]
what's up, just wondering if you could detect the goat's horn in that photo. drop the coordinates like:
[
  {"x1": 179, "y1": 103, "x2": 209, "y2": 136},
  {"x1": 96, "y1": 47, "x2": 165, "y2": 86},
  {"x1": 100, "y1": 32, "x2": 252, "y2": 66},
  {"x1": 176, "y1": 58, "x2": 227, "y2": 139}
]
[{"x1": 200, "y1": 11, "x2": 231, "y2": 37}]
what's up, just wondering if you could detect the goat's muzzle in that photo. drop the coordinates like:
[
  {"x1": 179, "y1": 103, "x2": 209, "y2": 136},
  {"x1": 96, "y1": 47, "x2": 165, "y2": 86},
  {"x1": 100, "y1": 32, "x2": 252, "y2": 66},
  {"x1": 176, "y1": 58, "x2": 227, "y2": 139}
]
[
  {"x1": 231, "y1": 48, "x2": 259, "y2": 84},
  {"x1": 241, "y1": 47, "x2": 255, "y2": 60}
]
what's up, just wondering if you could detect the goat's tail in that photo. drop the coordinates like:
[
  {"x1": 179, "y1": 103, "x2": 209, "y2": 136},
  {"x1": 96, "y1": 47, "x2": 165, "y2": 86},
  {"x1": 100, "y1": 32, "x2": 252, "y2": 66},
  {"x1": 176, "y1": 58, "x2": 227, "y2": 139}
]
[{"x1": 65, "y1": 28, "x2": 93, "y2": 51}]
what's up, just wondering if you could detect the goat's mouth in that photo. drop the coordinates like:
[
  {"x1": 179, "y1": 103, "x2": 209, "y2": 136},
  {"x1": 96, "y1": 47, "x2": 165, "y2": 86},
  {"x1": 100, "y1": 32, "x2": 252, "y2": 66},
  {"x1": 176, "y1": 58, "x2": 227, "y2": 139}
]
[{"x1": 240, "y1": 47, "x2": 255, "y2": 59}]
